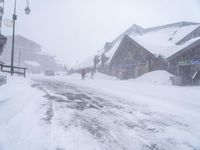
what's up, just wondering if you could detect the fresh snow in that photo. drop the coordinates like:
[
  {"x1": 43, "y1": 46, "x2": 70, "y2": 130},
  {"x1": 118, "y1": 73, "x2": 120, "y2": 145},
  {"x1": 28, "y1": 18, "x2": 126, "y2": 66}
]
[
  {"x1": 132, "y1": 25, "x2": 200, "y2": 58},
  {"x1": 105, "y1": 40, "x2": 121, "y2": 63},
  {"x1": 1, "y1": 71, "x2": 200, "y2": 149},
  {"x1": 107, "y1": 24, "x2": 200, "y2": 60},
  {"x1": 0, "y1": 76, "x2": 48, "y2": 150},
  {"x1": 24, "y1": 61, "x2": 40, "y2": 67},
  {"x1": 168, "y1": 24, "x2": 199, "y2": 43},
  {"x1": 99, "y1": 23, "x2": 200, "y2": 67},
  {"x1": 134, "y1": 70, "x2": 173, "y2": 85}
]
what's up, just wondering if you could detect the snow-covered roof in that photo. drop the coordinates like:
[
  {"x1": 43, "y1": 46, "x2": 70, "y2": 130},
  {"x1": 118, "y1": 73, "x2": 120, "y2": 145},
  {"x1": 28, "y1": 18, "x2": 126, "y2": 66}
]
[
  {"x1": 75, "y1": 22, "x2": 200, "y2": 69},
  {"x1": 132, "y1": 24, "x2": 200, "y2": 58},
  {"x1": 104, "y1": 22, "x2": 200, "y2": 61},
  {"x1": 5, "y1": 35, "x2": 41, "y2": 52},
  {"x1": 105, "y1": 41, "x2": 121, "y2": 61},
  {"x1": 24, "y1": 61, "x2": 40, "y2": 67},
  {"x1": 73, "y1": 56, "x2": 94, "y2": 70}
]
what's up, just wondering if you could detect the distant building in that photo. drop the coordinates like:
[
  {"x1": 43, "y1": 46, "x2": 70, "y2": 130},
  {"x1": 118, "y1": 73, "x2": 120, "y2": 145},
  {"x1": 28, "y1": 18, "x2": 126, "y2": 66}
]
[{"x1": 0, "y1": 35, "x2": 62, "y2": 73}]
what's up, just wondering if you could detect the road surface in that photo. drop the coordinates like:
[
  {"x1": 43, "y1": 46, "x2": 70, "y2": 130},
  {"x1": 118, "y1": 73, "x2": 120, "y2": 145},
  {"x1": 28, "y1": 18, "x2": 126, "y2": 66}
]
[{"x1": 32, "y1": 79, "x2": 198, "y2": 150}]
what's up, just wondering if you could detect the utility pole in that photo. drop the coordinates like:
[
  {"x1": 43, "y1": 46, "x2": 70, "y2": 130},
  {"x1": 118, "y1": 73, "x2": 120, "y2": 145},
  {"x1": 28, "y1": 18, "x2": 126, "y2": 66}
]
[
  {"x1": 10, "y1": 0, "x2": 17, "y2": 75},
  {"x1": 10, "y1": 0, "x2": 30, "y2": 76}
]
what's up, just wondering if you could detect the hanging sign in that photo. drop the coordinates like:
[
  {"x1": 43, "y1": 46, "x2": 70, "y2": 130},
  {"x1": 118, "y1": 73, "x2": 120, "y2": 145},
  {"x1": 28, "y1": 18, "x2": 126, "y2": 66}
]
[{"x1": 3, "y1": 18, "x2": 13, "y2": 27}]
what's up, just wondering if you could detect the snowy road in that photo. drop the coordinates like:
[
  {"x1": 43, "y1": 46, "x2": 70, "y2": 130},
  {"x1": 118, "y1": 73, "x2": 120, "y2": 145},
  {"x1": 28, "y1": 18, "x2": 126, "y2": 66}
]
[{"x1": 32, "y1": 79, "x2": 200, "y2": 150}]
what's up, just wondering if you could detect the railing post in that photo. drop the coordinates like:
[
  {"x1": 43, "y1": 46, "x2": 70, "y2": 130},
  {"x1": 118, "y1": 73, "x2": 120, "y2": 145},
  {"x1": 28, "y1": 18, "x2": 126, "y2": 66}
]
[{"x1": 24, "y1": 69, "x2": 26, "y2": 78}]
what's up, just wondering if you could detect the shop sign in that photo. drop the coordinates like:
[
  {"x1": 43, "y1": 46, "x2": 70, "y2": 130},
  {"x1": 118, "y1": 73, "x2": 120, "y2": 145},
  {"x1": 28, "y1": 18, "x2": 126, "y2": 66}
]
[{"x1": 191, "y1": 60, "x2": 200, "y2": 65}]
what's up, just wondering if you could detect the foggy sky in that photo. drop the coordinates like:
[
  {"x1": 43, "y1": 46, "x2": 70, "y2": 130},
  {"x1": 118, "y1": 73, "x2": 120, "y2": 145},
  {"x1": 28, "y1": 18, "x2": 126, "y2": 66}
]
[{"x1": 2, "y1": 0, "x2": 200, "y2": 66}]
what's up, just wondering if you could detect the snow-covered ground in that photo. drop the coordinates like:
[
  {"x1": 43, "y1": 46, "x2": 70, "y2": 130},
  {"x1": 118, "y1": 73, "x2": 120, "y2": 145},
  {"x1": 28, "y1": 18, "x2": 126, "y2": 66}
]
[
  {"x1": 0, "y1": 76, "x2": 49, "y2": 150},
  {"x1": 0, "y1": 71, "x2": 200, "y2": 150},
  {"x1": 51, "y1": 71, "x2": 200, "y2": 135}
]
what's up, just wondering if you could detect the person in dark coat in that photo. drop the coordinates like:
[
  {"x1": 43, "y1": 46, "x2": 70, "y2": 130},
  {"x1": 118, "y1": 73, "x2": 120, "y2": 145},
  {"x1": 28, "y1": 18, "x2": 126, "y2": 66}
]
[
  {"x1": 90, "y1": 68, "x2": 94, "y2": 79},
  {"x1": 81, "y1": 69, "x2": 86, "y2": 80}
]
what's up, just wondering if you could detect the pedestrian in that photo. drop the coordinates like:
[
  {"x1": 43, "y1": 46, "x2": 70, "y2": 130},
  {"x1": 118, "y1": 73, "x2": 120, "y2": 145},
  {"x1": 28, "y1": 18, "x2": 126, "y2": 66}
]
[
  {"x1": 81, "y1": 69, "x2": 86, "y2": 80},
  {"x1": 90, "y1": 68, "x2": 94, "y2": 79}
]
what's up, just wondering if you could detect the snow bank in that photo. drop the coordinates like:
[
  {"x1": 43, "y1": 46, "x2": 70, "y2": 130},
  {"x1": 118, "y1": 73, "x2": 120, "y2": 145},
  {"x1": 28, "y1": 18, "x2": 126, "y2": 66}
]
[
  {"x1": 0, "y1": 76, "x2": 48, "y2": 150},
  {"x1": 134, "y1": 70, "x2": 173, "y2": 85},
  {"x1": 66, "y1": 72, "x2": 116, "y2": 80},
  {"x1": 91, "y1": 72, "x2": 116, "y2": 80},
  {"x1": 67, "y1": 70, "x2": 172, "y2": 85}
]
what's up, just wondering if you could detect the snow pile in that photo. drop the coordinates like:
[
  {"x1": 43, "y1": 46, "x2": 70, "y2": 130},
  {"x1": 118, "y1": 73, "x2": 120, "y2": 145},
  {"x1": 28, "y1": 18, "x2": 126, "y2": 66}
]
[
  {"x1": 66, "y1": 72, "x2": 116, "y2": 80},
  {"x1": 134, "y1": 70, "x2": 173, "y2": 85},
  {"x1": 91, "y1": 72, "x2": 115, "y2": 80},
  {"x1": 67, "y1": 70, "x2": 172, "y2": 85},
  {"x1": 0, "y1": 76, "x2": 48, "y2": 150},
  {"x1": 82, "y1": 72, "x2": 116, "y2": 80}
]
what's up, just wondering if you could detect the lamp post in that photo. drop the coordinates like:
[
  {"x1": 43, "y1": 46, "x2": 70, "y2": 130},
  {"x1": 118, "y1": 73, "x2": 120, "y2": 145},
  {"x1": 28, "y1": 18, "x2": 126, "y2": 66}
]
[
  {"x1": 25, "y1": 0, "x2": 31, "y2": 15},
  {"x1": 0, "y1": 0, "x2": 5, "y2": 34},
  {"x1": 10, "y1": 0, "x2": 30, "y2": 75}
]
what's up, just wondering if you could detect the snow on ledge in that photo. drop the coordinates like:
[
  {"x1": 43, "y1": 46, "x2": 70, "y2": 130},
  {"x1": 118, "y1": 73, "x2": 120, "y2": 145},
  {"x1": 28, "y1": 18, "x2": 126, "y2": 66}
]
[{"x1": 24, "y1": 61, "x2": 40, "y2": 67}]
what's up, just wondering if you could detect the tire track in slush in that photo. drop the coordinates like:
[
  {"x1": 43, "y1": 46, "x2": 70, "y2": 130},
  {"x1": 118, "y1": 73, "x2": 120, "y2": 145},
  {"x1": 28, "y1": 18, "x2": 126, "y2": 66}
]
[{"x1": 32, "y1": 79, "x2": 198, "y2": 150}]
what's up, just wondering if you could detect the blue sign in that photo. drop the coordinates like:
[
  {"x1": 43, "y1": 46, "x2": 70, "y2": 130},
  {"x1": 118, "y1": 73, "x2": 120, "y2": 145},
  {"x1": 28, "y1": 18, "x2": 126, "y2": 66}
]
[
  {"x1": 119, "y1": 63, "x2": 135, "y2": 69},
  {"x1": 191, "y1": 60, "x2": 200, "y2": 65},
  {"x1": 179, "y1": 59, "x2": 200, "y2": 65}
]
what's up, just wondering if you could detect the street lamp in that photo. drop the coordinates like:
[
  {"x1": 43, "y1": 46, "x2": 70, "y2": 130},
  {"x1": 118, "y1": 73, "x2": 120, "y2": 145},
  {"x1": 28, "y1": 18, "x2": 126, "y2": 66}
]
[
  {"x1": 25, "y1": 6, "x2": 30, "y2": 15},
  {"x1": 10, "y1": 0, "x2": 30, "y2": 75},
  {"x1": 25, "y1": 0, "x2": 30, "y2": 15}
]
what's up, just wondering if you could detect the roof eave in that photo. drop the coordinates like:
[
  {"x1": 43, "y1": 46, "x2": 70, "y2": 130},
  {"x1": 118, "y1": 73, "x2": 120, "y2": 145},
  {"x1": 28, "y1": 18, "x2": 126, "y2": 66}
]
[{"x1": 167, "y1": 39, "x2": 200, "y2": 61}]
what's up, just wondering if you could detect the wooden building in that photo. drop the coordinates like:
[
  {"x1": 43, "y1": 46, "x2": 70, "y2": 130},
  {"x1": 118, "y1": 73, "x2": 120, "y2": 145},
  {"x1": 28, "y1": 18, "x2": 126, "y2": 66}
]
[
  {"x1": 74, "y1": 22, "x2": 200, "y2": 83},
  {"x1": 95, "y1": 22, "x2": 200, "y2": 80},
  {"x1": 168, "y1": 39, "x2": 200, "y2": 84},
  {"x1": 108, "y1": 35, "x2": 166, "y2": 79}
]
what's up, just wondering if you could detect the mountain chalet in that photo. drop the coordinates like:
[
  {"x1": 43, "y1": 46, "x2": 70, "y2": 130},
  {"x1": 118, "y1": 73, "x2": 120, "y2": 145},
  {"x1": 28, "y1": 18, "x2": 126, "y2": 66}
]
[{"x1": 75, "y1": 22, "x2": 200, "y2": 84}]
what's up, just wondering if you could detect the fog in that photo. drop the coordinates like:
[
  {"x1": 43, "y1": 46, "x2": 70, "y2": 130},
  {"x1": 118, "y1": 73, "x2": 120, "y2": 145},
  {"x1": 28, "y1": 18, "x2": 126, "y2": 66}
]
[{"x1": 2, "y1": 0, "x2": 200, "y2": 66}]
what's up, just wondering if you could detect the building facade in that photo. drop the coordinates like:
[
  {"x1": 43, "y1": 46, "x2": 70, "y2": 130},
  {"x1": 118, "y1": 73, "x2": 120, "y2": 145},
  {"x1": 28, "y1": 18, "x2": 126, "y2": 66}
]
[
  {"x1": 168, "y1": 39, "x2": 200, "y2": 84},
  {"x1": 109, "y1": 35, "x2": 162, "y2": 79}
]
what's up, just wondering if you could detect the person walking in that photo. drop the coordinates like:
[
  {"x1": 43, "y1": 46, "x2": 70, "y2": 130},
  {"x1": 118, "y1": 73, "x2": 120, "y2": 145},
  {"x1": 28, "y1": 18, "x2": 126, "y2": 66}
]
[
  {"x1": 81, "y1": 69, "x2": 86, "y2": 80},
  {"x1": 90, "y1": 68, "x2": 94, "y2": 79}
]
